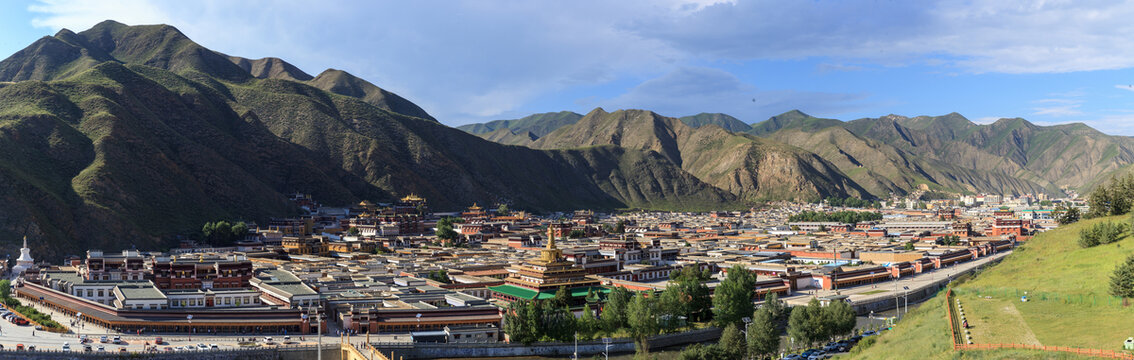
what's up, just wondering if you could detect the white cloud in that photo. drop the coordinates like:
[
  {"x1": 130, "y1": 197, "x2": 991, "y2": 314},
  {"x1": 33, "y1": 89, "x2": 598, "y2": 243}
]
[
  {"x1": 1032, "y1": 98, "x2": 1084, "y2": 117},
  {"x1": 1115, "y1": 84, "x2": 1134, "y2": 92}
]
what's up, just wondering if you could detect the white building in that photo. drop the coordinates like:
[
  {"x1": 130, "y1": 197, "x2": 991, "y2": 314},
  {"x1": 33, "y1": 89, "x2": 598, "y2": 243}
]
[{"x1": 12, "y1": 236, "x2": 34, "y2": 276}]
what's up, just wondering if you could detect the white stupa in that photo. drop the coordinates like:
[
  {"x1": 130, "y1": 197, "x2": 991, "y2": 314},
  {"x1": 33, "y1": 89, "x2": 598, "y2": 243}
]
[{"x1": 12, "y1": 236, "x2": 34, "y2": 276}]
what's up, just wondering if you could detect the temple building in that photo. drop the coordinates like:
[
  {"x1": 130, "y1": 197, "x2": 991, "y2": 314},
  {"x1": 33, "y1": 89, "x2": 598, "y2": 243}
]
[
  {"x1": 12, "y1": 236, "x2": 35, "y2": 277},
  {"x1": 488, "y1": 237, "x2": 606, "y2": 308}
]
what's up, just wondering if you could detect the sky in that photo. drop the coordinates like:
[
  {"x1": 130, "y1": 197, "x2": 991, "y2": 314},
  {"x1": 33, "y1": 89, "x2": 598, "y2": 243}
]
[{"x1": 4, "y1": 0, "x2": 1134, "y2": 135}]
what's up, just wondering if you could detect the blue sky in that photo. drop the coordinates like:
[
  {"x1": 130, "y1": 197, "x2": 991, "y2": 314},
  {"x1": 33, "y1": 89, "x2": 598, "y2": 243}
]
[{"x1": 4, "y1": 1, "x2": 1134, "y2": 135}]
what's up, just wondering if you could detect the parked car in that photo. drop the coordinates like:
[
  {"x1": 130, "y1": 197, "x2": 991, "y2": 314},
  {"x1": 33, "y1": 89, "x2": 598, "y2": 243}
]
[
  {"x1": 97, "y1": 345, "x2": 106, "y2": 352},
  {"x1": 113, "y1": 335, "x2": 123, "y2": 344},
  {"x1": 62, "y1": 343, "x2": 71, "y2": 352},
  {"x1": 197, "y1": 343, "x2": 208, "y2": 351},
  {"x1": 210, "y1": 344, "x2": 219, "y2": 350},
  {"x1": 100, "y1": 335, "x2": 109, "y2": 343},
  {"x1": 83, "y1": 344, "x2": 92, "y2": 352}
]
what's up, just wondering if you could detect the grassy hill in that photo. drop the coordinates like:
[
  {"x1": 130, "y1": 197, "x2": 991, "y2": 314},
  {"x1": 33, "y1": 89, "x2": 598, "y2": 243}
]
[
  {"x1": 845, "y1": 216, "x2": 1134, "y2": 359},
  {"x1": 678, "y1": 112, "x2": 751, "y2": 132}
]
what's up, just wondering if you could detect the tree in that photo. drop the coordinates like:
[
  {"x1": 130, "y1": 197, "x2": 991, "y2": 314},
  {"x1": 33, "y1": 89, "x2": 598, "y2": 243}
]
[
  {"x1": 503, "y1": 300, "x2": 540, "y2": 345},
  {"x1": 713, "y1": 265, "x2": 756, "y2": 327},
  {"x1": 436, "y1": 217, "x2": 459, "y2": 243},
  {"x1": 0, "y1": 279, "x2": 10, "y2": 299},
  {"x1": 231, "y1": 222, "x2": 248, "y2": 241},
  {"x1": 763, "y1": 293, "x2": 787, "y2": 330},
  {"x1": 788, "y1": 299, "x2": 828, "y2": 348},
  {"x1": 552, "y1": 286, "x2": 571, "y2": 308},
  {"x1": 540, "y1": 301, "x2": 576, "y2": 342},
  {"x1": 602, "y1": 286, "x2": 632, "y2": 334},
  {"x1": 678, "y1": 343, "x2": 728, "y2": 360},
  {"x1": 347, "y1": 227, "x2": 360, "y2": 236},
  {"x1": 1056, "y1": 205, "x2": 1080, "y2": 225},
  {"x1": 577, "y1": 304, "x2": 600, "y2": 340},
  {"x1": 627, "y1": 292, "x2": 659, "y2": 354},
  {"x1": 1110, "y1": 255, "x2": 1134, "y2": 299},
  {"x1": 614, "y1": 220, "x2": 626, "y2": 234},
  {"x1": 568, "y1": 229, "x2": 586, "y2": 238},
  {"x1": 1079, "y1": 221, "x2": 1125, "y2": 248},
  {"x1": 428, "y1": 269, "x2": 450, "y2": 283},
  {"x1": 497, "y1": 204, "x2": 510, "y2": 216},
  {"x1": 747, "y1": 307, "x2": 781, "y2": 360},
  {"x1": 823, "y1": 299, "x2": 857, "y2": 339},
  {"x1": 719, "y1": 323, "x2": 746, "y2": 359},
  {"x1": 662, "y1": 267, "x2": 712, "y2": 324},
  {"x1": 903, "y1": 242, "x2": 915, "y2": 251}
]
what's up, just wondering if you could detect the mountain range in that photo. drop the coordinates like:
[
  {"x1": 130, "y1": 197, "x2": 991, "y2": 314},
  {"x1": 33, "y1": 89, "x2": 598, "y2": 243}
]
[
  {"x1": 465, "y1": 109, "x2": 1134, "y2": 200},
  {"x1": 2, "y1": 20, "x2": 1131, "y2": 259},
  {"x1": 0, "y1": 21, "x2": 736, "y2": 258}
]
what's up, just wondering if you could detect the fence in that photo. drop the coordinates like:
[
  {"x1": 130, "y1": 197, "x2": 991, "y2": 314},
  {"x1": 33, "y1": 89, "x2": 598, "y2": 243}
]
[
  {"x1": 954, "y1": 343, "x2": 1134, "y2": 360},
  {"x1": 955, "y1": 287, "x2": 1131, "y2": 308},
  {"x1": 945, "y1": 287, "x2": 1134, "y2": 359}
]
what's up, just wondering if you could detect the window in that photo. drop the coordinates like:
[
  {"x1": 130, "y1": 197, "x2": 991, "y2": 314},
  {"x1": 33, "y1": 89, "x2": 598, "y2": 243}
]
[{"x1": 86, "y1": 289, "x2": 93, "y2": 297}]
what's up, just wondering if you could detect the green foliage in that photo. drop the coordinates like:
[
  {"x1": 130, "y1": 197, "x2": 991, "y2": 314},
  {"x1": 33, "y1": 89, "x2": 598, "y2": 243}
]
[
  {"x1": 918, "y1": 191, "x2": 954, "y2": 201},
  {"x1": 1, "y1": 296, "x2": 63, "y2": 331},
  {"x1": 678, "y1": 343, "x2": 729, "y2": 360},
  {"x1": 552, "y1": 286, "x2": 571, "y2": 308},
  {"x1": 1078, "y1": 221, "x2": 1124, "y2": 248},
  {"x1": 823, "y1": 299, "x2": 857, "y2": 338},
  {"x1": 496, "y1": 204, "x2": 509, "y2": 216},
  {"x1": 788, "y1": 210, "x2": 882, "y2": 224},
  {"x1": 202, "y1": 220, "x2": 247, "y2": 246},
  {"x1": 903, "y1": 241, "x2": 915, "y2": 251},
  {"x1": 936, "y1": 235, "x2": 960, "y2": 246},
  {"x1": 627, "y1": 292, "x2": 659, "y2": 351},
  {"x1": 503, "y1": 300, "x2": 540, "y2": 345},
  {"x1": 1087, "y1": 174, "x2": 1134, "y2": 217},
  {"x1": 347, "y1": 226, "x2": 360, "y2": 236},
  {"x1": 718, "y1": 323, "x2": 747, "y2": 359},
  {"x1": 568, "y1": 229, "x2": 586, "y2": 238},
  {"x1": 576, "y1": 304, "x2": 600, "y2": 341},
  {"x1": 747, "y1": 307, "x2": 781, "y2": 360},
  {"x1": 436, "y1": 217, "x2": 460, "y2": 242},
  {"x1": 427, "y1": 269, "x2": 450, "y2": 284},
  {"x1": 614, "y1": 220, "x2": 626, "y2": 234},
  {"x1": 1039, "y1": 200, "x2": 1053, "y2": 207},
  {"x1": 659, "y1": 267, "x2": 712, "y2": 326},
  {"x1": 713, "y1": 265, "x2": 756, "y2": 327},
  {"x1": 539, "y1": 300, "x2": 576, "y2": 342},
  {"x1": 1055, "y1": 205, "x2": 1080, "y2": 225},
  {"x1": 1109, "y1": 255, "x2": 1134, "y2": 299},
  {"x1": 0, "y1": 279, "x2": 9, "y2": 299},
  {"x1": 787, "y1": 298, "x2": 830, "y2": 347},
  {"x1": 601, "y1": 286, "x2": 632, "y2": 334}
]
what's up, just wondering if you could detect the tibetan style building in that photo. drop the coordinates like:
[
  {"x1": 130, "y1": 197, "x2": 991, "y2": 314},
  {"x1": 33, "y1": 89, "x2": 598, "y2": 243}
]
[{"x1": 488, "y1": 237, "x2": 606, "y2": 307}]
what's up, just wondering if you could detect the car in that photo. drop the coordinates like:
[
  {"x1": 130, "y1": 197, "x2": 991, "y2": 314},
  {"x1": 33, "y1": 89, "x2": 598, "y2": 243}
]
[
  {"x1": 100, "y1": 335, "x2": 109, "y2": 343},
  {"x1": 283, "y1": 335, "x2": 292, "y2": 344},
  {"x1": 15, "y1": 344, "x2": 24, "y2": 351},
  {"x1": 155, "y1": 336, "x2": 163, "y2": 344},
  {"x1": 62, "y1": 343, "x2": 71, "y2": 352},
  {"x1": 210, "y1": 344, "x2": 219, "y2": 350},
  {"x1": 197, "y1": 343, "x2": 208, "y2": 351},
  {"x1": 83, "y1": 344, "x2": 92, "y2": 352},
  {"x1": 97, "y1": 345, "x2": 106, "y2": 352},
  {"x1": 113, "y1": 335, "x2": 123, "y2": 344},
  {"x1": 119, "y1": 348, "x2": 127, "y2": 353},
  {"x1": 164, "y1": 346, "x2": 173, "y2": 352},
  {"x1": 80, "y1": 335, "x2": 89, "y2": 343},
  {"x1": 779, "y1": 355, "x2": 803, "y2": 360},
  {"x1": 27, "y1": 345, "x2": 35, "y2": 351}
]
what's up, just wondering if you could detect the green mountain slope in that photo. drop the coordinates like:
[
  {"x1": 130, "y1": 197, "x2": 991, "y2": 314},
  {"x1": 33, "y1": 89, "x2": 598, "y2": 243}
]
[
  {"x1": 531, "y1": 108, "x2": 871, "y2": 202},
  {"x1": 0, "y1": 21, "x2": 738, "y2": 259},
  {"x1": 677, "y1": 112, "x2": 751, "y2": 132},
  {"x1": 457, "y1": 111, "x2": 583, "y2": 138}
]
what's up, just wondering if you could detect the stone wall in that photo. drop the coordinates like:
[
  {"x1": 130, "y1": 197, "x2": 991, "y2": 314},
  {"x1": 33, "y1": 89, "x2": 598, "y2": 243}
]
[
  {"x1": 0, "y1": 344, "x2": 341, "y2": 360},
  {"x1": 375, "y1": 327, "x2": 722, "y2": 359}
]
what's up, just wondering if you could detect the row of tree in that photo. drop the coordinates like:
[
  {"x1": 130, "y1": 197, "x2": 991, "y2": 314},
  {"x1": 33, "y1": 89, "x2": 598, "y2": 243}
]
[
  {"x1": 201, "y1": 220, "x2": 249, "y2": 246},
  {"x1": 1078, "y1": 221, "x2": 1125, "y2": 248},
  {"x1": 1087, "y1": 174, "x2": 1134, "y2": 218},
  {"x1": 788, "y1": 210, "x2": 883, "y2": 224},
  {"x1": 825, "y1": 197, "x2": 881, "y2": 209}
]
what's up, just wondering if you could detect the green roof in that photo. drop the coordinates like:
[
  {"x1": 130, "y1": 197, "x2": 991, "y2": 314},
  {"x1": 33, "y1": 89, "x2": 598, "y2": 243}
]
[{"x1": 488, "y1": 285, "x2": 609, "y2": 300}]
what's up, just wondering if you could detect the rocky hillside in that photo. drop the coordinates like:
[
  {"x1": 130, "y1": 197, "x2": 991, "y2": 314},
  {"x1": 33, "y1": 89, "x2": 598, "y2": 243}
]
[
  {"x1": 531, "y1": 108, "x2": 871, "y2": 202},
  {"x1": 678, "y1": 112, "x2": 751, "y2": 132},
  {"x1": 754, "y1": 110, "x2": 1134, "y2": 196},
  {"x1": 0, "y1": 21, "x2": 738, "y2": 259}
]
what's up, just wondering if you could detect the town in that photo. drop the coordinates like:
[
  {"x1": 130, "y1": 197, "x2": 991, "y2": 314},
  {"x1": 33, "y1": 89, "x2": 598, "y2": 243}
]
[{"x1": 0, "y1": 192, "x2": 1074, "y2": 358}]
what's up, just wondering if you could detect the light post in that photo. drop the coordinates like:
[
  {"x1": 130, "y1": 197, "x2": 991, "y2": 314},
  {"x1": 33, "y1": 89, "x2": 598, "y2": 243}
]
[
  {"x1": 186, "y1": 314, "x2": 192, "y2": 341},
  {"x1": 573, "y1": 332, "x2": 578, "y2": 360},
  {"x1": 741, "y1": 317, "x2": 753, "y2": 360},
  {"x1": 602, "y1": 337, "x2": 612, "y2": 360}
]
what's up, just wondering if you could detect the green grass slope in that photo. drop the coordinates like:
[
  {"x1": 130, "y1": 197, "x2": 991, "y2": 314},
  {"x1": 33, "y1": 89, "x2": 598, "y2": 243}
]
[{"x1": 845, "y1": 216, "x2": 1134, "y2": 359}]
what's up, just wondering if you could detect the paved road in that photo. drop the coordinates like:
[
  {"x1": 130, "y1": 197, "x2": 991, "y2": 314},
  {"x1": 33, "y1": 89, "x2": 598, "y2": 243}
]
[{"x1": 779, "y1": 251, "x2": 1011, "y2": 308}]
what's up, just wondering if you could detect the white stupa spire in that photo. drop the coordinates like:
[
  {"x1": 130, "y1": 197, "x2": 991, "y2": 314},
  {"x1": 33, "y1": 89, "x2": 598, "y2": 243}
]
[{"x1": 13, "y1": 235, "x2": 34, "y2": 276}]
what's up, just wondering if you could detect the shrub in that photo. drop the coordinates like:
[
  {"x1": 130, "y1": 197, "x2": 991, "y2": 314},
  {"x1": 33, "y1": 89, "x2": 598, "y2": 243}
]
[{"x1": 1079, "y1": 221, "x2": 1124, "y2": 248}]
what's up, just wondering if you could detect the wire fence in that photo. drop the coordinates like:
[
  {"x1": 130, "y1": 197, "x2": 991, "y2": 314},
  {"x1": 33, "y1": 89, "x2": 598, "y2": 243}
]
[{"x1": 953, "y1": 287, "x2": 1132, "y2": 308}]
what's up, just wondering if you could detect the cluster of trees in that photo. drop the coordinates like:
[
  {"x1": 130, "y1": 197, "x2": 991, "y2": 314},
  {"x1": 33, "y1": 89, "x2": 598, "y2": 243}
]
[
  {"x1": 1054, "y1": 204, "x2": 1081, "y2": 225},
  {"x1": 1078, "y1": 221, "x2": 1125, "y2": 248},
  {"x1": 0, "y1": 280, "x2": 64, "y2": 331},
  {"x1": 1087, "y1": 174, "x2": 1134, "y2": 218},
  {"x1": 936, "y1": 235, "x2": 961, "y2": 246},
  {"x1": 435, "y1": 217, "x2": 463, "y2": 243},
  {"x1": 788, "y1": 298, "x2": 856, "y2": 348},
  {"x1": 502, "y1": 298, "x2": 580, "y2": 344},
  {"x1": 789, "y1": 210, "x2": 883, "y2": 224},
  {"x1": 1111, "y1": 255, "x2": 1134, "y2": 299},
  {"x1": 918, "y1": 191, "x2": 954, "y2": 201},
  {"x1": 825, "y1": 197, "x2": 881, "y2": 209},
  {"x1": 201, "y1": 221, "x2": 249, "y2": 246},
  {"x1": 427, "y1": 269, "x2": 450, "y2": 283}
]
